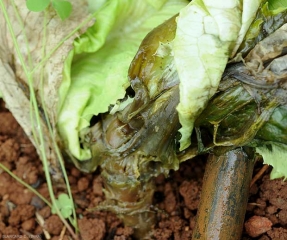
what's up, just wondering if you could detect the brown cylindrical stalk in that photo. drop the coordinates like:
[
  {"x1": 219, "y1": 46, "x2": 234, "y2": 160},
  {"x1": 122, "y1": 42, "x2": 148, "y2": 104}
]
[{"x1": 192, "y1": 148, "x2": 255, "y2": 240}]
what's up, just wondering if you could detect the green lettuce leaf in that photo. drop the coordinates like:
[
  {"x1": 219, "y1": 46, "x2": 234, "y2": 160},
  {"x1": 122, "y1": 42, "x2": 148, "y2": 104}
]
[
  {"x1": 256, "y1": 142, "x2": 287, "y2": 179},
  {"x1": 173, "y1": 0, "x2": 262, "y2": 150},
  {"x1": 57, "y1": 0, "x2": 188, "y2": 160},
  {"x1": 269, "y1": 0, "x2": 287, "y2": 12},
  {"x1": 86, "y1": 0, "x2": 106, "y2": 13}
]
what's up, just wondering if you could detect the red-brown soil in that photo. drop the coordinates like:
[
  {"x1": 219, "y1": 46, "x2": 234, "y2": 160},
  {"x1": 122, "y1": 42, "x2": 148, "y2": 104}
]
[{"x1": 1, "y1": 99, "x2": 287, "y2": 240}]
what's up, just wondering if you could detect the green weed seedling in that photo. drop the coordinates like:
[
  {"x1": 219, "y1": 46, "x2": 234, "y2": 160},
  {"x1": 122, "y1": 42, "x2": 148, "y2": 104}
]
[
  {"x1": 26, "y1": 0, "x2": 72, "y2": 20},
  {"x1": 52, "y1": 193, "x2": 74, "y2": 218}
]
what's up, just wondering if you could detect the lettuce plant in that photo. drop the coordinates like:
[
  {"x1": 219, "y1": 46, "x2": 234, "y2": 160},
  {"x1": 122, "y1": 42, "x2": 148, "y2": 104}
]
[{"x1": 2, "y1": 0, "x2": 287, "y2": 238}]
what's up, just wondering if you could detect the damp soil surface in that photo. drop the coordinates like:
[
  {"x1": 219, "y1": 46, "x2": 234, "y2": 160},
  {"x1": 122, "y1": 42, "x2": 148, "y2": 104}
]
[{"x1": 1, "y1": 99, "x2": 287, "y2": 240}]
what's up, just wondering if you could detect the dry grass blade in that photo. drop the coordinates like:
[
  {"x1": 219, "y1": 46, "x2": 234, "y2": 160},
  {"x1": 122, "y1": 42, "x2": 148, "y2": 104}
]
[{"x1": 250, "y1": 164, "x2": 270, "y2": 188}]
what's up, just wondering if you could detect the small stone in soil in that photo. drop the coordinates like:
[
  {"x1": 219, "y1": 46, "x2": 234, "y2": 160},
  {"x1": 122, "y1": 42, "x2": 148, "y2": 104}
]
[
  {"x1": 71, "y1": 167, "x2": 81, "y2": 178},
  {"x1": 30, "y1": 196, "x2": 46, "y2": 210},
  {"x1": 44, "y1": 215, "x2": 63, "y2": 235},
  {"x1": 78, "y1": 217, "x2": 106, "y2": 240},
  {"x1": 77, "y1": 177, "x2": 90, "y2": 192},
  {"x1": 21, "y1": 218, "x2": 36, "y2": 231},
  {"x1": 93, "y1": 176, "x2": 103, "y2": 196},
  {"x1": 245, "y1": 215, "x2": 272, "y2": 238}
]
